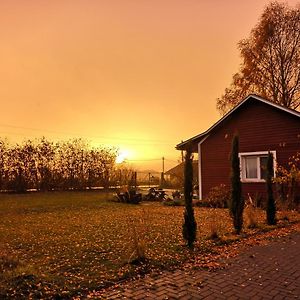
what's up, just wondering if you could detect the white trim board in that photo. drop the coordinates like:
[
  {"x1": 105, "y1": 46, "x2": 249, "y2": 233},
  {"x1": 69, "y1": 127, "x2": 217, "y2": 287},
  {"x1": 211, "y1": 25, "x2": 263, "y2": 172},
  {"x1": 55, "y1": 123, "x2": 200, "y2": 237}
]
[{"x1": 197, "y1": 135, "x2": 209, "y2": 200}]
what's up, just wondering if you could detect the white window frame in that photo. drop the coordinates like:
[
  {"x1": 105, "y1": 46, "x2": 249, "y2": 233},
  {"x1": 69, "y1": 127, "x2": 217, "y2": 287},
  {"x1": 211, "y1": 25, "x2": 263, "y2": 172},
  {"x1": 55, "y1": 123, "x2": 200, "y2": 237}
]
[{"x1": 239, "y1": 151, "x2": 276, "y2": 183}]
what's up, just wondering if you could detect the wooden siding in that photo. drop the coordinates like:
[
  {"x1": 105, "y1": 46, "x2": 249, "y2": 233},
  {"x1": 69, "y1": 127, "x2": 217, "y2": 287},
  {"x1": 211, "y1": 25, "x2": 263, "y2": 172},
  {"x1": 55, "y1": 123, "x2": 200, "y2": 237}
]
[{"x1": 201, "y1": 98, "x2": 300, "y2": 200}]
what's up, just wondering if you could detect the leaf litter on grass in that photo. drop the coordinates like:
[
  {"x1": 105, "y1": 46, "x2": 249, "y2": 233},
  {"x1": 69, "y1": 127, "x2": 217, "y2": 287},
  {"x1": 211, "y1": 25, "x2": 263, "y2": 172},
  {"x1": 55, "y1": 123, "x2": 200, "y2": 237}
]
[{"x1": 0, "y1": 191, "x2": 299, "y2": 298}]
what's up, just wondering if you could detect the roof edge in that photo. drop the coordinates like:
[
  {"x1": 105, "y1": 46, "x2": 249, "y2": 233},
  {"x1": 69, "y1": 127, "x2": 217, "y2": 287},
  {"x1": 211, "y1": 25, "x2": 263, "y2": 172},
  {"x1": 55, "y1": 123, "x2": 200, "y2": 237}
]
[{"x1": 176, "y1": 94, "x2": 300, "y2": 150}]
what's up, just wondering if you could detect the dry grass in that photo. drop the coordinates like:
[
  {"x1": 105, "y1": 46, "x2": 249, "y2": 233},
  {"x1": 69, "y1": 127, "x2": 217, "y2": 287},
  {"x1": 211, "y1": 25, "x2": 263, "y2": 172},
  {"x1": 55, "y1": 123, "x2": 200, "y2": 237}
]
[
  {"x1": 206, "y1": 208, "x2": 223, "y2": 239},
  {"x1": 244, "y1": 205, "x2": 259, "y2": 229},
  {"x1": 126, "y1": 209, "x2": 149, "y2": 264},
  {"x1": 0, "y1": 191, "x2": 299, "y2": 298}
]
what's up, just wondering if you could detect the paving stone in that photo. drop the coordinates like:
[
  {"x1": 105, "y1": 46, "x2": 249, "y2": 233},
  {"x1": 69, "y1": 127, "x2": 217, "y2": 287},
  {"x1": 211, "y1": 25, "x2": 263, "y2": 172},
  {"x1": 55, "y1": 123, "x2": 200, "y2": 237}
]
[{"x1": 99, "y1": 233, "x2": 300, "y2": 299}]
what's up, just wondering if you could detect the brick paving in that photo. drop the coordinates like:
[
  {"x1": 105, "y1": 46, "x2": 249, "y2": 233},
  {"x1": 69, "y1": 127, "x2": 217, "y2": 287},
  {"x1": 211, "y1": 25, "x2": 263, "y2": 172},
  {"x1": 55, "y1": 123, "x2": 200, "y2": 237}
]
[{"x1": 94, "y1": 233, "x2": 300, "y2": 299}]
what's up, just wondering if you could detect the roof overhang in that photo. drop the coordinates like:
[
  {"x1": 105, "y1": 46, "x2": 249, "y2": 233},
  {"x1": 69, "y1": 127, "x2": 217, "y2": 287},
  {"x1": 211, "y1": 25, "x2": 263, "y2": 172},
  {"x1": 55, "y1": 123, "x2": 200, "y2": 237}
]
[
  {"x1": 176, "y1": 133, "x2": 207, "y2": 152},
  {"x1": 176, "y1": 94, "x2": 300, "y2": 151}
]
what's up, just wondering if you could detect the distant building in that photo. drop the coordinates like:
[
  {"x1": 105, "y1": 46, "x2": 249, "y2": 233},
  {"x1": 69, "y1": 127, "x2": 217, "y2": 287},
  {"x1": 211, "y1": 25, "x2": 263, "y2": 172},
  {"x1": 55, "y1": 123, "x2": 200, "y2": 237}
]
[
  {"x1": 165, "y1": 161, "x2": 198, "y2": 188},
  {"x1": 176, "y1": 94, "x2": 300, "y2": 200}
]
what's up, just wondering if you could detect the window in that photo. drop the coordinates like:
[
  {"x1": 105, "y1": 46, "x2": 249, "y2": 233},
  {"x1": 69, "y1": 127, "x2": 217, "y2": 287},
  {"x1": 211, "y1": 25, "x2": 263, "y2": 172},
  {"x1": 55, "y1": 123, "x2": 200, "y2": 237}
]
[{"x1": 239, "y1": 151, "x2": 276, "y2": 182}]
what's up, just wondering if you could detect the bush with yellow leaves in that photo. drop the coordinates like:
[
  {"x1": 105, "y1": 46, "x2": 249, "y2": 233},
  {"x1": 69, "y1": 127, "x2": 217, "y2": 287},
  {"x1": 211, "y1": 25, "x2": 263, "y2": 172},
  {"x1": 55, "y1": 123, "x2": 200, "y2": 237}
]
[{"x1": 273, "y1": 152, "x2": 300, "y2": 209}]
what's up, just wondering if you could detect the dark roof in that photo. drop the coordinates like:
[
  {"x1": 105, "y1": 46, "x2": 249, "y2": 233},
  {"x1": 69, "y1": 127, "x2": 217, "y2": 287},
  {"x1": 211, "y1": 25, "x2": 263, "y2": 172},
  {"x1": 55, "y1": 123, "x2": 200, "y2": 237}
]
[
  {"x1": 164, "y1": 162, "x2": 184, "y2": 176},
  {"x1": 176, "y1": 94, "x2": 300, "y2": 151},
  {"x1": 165, "y1": 161, "x2": 198, "y2": 176}
]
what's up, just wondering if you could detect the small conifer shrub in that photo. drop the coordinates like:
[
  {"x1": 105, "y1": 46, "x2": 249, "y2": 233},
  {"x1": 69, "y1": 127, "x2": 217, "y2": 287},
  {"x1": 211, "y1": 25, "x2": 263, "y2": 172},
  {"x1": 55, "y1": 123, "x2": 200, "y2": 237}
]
[
  {"x1": 182, "y1": 149, "x2": 197, "y2": 248},
  {"x1": 266, "y1": 152, "x2": 276, "y2": 225},
  {"x1": 230, "y1": 134, "x2": 244, "y2": 234}
]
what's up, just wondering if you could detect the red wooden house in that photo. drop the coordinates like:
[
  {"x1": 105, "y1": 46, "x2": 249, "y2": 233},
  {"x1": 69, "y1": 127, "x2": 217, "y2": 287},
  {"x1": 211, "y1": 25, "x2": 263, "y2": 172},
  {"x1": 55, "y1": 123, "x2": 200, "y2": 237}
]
[{"x1": 176, "y1": 95, "x2": 300, "y2": 200}]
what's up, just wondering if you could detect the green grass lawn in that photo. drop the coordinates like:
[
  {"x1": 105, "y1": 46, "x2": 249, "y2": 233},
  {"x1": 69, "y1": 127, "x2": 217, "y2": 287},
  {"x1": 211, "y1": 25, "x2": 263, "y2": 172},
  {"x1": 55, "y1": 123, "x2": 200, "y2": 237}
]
[{"x1": 0, "y1": 191, "x2": 299, "y2": 299}]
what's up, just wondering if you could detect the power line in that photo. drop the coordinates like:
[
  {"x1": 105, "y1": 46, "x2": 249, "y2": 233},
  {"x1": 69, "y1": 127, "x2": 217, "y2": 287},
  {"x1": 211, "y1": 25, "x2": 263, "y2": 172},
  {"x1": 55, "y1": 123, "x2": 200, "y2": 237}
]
[
  {"x1": 0, "y1": 123, "x2": 177, "y2": 146},
  {"x1": 126, "y1": 158, "x2": 162, "y2": 162},
  {"x1": 123, "y1": 157, "x2": 179, "y2": 163}
]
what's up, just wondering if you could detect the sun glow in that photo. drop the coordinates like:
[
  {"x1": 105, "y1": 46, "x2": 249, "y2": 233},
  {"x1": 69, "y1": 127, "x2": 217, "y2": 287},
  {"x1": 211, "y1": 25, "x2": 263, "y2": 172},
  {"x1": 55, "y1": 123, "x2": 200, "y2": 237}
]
[{"x1": 116, "y1": 150, "x2": 130, "y2": 164}]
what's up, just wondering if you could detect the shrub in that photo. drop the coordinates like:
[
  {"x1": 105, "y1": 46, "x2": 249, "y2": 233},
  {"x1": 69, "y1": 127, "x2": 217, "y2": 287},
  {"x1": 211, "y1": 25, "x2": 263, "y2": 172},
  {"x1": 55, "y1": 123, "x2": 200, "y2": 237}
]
[
  {"x1": 273, "y1": 151, "x2": 300, "y2": 209},
  {"x1": 266, "y1": 152, "x2": 276, "y2": 225},
  {"x1": 172, "y1": 190, "x2": 181, "y2": 199},
  {"x1": 230, "y1": 134, "x2": 244, "y2": 234},
  {"x1": 208, "y1": 210, "x2": 222, "y2": 239},
  {"x1": 182, "y1": 149, "x2": 197, "y2": 248},
  {"x1": 126, "y1": 210, "x2": 148, "y2": 264},
  {"x1": 115, "y1": 188, "x2": 142, "y2": 204},
  {"x1": 276, "y1": 200, "x2": 291, "y2": 222},
  {"x1": 244, "y1": 195, "x2": 258, "y2": 229},
  {"x1": 163, "y1": 190, "x2": 184, "y2": 206},
  {"x1": 205, "y1": 184, "x2": 230, "y2": 208},
  {"x1": 143, "y1": 188, "x2": 168, "y2": 201},
  {"x1": 163, "y1": 198, "x2": 184, "y2": 206}
]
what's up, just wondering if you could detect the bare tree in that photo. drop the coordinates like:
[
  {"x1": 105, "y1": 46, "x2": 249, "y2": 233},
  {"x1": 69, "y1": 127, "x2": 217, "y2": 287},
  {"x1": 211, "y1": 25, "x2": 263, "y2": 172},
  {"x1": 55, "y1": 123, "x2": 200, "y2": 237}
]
[
  {"x1": 36, "y1": 137, "x2": 56, "y2": 191},
  {"x1": 0, "y1": 137, "x2": 117, "y2": 192},
  {"x1": 217, "y1": 2, "x2": 300, "y2": 114},
  {"x1": 6, "y1": 140, "x2": 38, "y2": 192},
  {"x1": 0, "y1": 139, "x2": 9, "y2": 190}
]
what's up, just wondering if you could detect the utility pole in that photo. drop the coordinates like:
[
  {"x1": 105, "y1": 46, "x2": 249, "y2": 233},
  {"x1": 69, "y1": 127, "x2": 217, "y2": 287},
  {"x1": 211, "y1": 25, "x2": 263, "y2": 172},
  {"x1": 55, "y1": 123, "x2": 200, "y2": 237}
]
[
  {"x1": 134, "y1": 171, "x2": 137, "y2": 189},
  {"x1": 161, "y1": 157, "x2": 165, "y2": 188}
]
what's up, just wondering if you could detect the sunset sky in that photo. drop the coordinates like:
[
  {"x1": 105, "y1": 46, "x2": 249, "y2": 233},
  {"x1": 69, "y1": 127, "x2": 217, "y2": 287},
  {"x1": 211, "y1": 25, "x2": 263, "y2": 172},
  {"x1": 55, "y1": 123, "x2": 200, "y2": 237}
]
[{"x1": 0, "y1": 0, "x2": 299, "y2": 171}]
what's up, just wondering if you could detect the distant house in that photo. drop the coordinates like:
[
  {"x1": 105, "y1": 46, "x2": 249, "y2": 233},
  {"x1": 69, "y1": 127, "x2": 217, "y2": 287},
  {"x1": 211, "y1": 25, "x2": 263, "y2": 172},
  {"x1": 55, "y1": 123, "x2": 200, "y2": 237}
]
[
  {"x1": 176, "y1": 94, "x2": 300, "y2": 200},
  {"x1": 165, "y1": 161, "x2": 198, "y2": 187}
]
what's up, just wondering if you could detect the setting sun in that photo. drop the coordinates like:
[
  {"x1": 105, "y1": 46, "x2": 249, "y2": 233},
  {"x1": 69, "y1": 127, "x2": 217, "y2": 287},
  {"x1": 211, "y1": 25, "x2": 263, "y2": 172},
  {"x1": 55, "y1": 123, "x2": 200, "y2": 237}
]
[
  {"x1": 116, "y1": 149, "x2": 130, "y2": 164},
  {"x1": 0, "y1": 0, "x2": 298, "y2": 172},
  {"x1": 1, "y1": 1, "x2": 300, "y2": 299}
]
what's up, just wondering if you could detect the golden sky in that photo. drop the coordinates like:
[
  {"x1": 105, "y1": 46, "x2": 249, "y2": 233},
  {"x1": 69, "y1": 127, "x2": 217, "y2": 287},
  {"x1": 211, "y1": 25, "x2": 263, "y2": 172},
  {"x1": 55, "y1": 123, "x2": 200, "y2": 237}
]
[{"x1": 0, "y1": 0, "x2": 299, "y2": 171}]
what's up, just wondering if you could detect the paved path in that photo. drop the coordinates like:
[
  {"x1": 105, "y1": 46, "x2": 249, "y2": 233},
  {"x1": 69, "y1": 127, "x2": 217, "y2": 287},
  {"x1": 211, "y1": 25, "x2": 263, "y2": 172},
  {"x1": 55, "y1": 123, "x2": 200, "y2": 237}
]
[{"x1": 95, "y1": 232, "x2": 300, "y2": 299}]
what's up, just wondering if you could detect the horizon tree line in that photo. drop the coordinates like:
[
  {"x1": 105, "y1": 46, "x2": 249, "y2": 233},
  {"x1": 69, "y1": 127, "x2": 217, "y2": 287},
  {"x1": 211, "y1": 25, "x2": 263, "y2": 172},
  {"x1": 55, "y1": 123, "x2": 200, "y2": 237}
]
[{"x1": 0, "y1": 137, "x2": 119, "y2": 192}]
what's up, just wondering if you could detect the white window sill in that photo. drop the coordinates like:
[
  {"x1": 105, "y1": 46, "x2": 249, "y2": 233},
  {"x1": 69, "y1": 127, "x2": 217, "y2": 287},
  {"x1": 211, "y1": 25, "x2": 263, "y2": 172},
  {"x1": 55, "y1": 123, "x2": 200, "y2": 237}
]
[{"x1": 241, "y1": 179, "x2": 266, "y2": 183}]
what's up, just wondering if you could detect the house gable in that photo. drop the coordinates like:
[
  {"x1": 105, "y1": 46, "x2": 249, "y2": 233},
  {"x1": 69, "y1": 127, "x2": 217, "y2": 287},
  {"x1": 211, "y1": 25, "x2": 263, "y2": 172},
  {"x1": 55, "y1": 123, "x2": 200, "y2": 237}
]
[
  {"x1": 177, "y1": 95, "x2": 300, "y2": 200},
  {"x1": 176, "y1": 94, "x2": 300, "y2": 151},
  {"x1": 201, "y1": 98, "x2": 300, "y2": 199}
]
